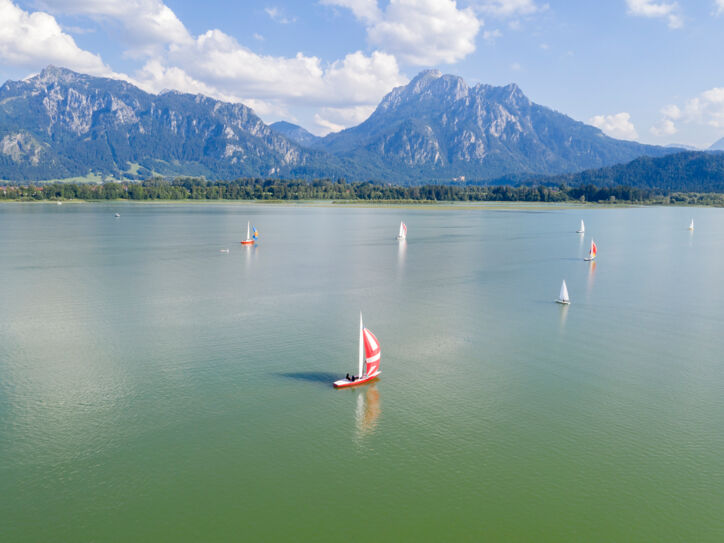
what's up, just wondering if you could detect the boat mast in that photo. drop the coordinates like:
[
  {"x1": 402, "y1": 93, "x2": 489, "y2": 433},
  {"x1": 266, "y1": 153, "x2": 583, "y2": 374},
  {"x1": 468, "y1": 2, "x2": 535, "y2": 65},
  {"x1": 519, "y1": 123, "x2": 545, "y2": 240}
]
[
  {"x1": 358, "y1": 312, "x2": 364, "y2": 378},
  {"x1": 247, "y1": 221, "x2": 250, "y2": 240}
]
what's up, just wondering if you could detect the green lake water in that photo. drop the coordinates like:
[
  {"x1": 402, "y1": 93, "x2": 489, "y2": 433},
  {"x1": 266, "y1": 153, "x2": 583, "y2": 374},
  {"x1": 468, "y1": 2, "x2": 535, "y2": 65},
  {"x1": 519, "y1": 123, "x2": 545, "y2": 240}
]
[{"x1": 1, "y1": 202, "x2": 723, "y2": 541}]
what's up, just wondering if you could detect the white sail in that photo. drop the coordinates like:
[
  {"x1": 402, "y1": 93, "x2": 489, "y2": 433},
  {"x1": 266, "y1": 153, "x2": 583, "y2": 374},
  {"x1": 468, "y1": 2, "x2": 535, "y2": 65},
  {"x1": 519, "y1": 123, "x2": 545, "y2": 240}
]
[
  {"x1": 689, "y1": 219, "x2": 694, "y2": 230},
  {"x1": 397, "y1": 221, "x2": 407, "y2": 240},
  {"x1": 559, "y1": 280, "x2": 570, "y2": 303},
  {"x1": 577, "y1": 220, "x2": 585, "y2": 233},
  {"x1": 358, "y1": 313, "x2": 364, "y2": 378},
  {"x1": 246, "y1": 221, "x2": 250, "y2": 240}
]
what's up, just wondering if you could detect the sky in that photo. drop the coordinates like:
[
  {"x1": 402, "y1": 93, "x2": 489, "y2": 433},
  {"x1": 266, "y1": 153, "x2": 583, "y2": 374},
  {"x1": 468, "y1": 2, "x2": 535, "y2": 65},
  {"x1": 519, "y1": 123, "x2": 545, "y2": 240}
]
[{"x1": 1, "y1": 0, "x2": 723, "y2": 147}]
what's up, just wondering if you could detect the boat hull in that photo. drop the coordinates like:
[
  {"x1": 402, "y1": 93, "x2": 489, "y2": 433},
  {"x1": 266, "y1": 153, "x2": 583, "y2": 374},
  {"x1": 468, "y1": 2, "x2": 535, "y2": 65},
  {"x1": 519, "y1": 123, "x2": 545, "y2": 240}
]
[
  {"x1": 333, "y1": 371, "x2": 380, "y2": 388},
  {"x1": 584, "y1": 257, "x2": 595, "y2": 261},
  {"x1": 556, "y1": 299, "x2": 570, "y2": 305},
  {"x1": 240, "y1": 240, "x2": 255, "y2": 245}
]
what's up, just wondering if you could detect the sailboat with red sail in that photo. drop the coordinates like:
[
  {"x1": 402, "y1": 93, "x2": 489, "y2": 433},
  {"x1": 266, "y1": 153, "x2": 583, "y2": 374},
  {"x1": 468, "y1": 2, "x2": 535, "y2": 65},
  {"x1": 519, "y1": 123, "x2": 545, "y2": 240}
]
[
  {"x1": 334, "y1": 313, "x2": 381, "y2": 388},
  {"x1": 241, "y1": 221, "x2": 257, "y2": 245},
  {"x1": 584, "y1": 239, "x2": 597, "y2": 261}
]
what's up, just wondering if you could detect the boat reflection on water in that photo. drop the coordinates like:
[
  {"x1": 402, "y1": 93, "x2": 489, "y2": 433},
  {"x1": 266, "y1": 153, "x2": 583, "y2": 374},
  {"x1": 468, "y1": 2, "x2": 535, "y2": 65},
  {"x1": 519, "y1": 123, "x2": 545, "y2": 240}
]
[
  {"x1": 243, "y1": 243, "x2": 258, "y2": 274},
  {"x1": 355, "y1": 384, "x2": 381, "y2": 440},
  {"x1": 397, "y1": 239, "x2": 407, "y2": 276},
  {"x1": 586, "y1": 260, "x2": 596, "y2": 296},
  {"x1": 558, "y1": 303, "x2": 569, "y2": 330}
]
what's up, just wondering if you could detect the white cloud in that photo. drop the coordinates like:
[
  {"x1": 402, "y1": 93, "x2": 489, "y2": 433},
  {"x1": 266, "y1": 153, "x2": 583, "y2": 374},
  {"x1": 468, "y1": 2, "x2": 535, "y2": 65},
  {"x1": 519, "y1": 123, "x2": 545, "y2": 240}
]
[
  {"x1": 320, "y1": 0, "x2": 381, "y2": 21},
  {"x1": 264, "y1": 6, "x2": 296, "y2": 24},
  {"x1": 717, "y1": 0, "x2": 724, "y2": 14},
  {"x1": 0, "y1": 0, "x2": 113, "y2": 75},
  {"x1": 625, "y1": 0, "x2": 682, "y2": 29},
  {"x1": 589, "y1": 112, "x2": 639, "y2": 140},
  {"x1": 164, "y1": 30, "x2": 406, "y2": 108},
  {"x1": 682, "y1": 88, "x2": 724, "y2": 128},
  {"x1": 660, "y1": 104, "x2": 681, "y2": 120},
  {"x1": 653, "y1": 89, "x2": 724, "y2": 136},
  {"x1": 483, "y1": 29, "x2": 503, "y2": 42},
  {"x1": 37, "y1": 0, "x2": 192, "y2": 51},
  {"x1": 650, "y1": 118, "x2": 677, "y2": 136},
  {"x1": 314, "y1": 104, "x2": 376, "y2": 134},
  {"x1": 324, "y1": 0, "x2": 481, "y2": 65},
  {"x1": 510, "y1": 62, "x2": 521, "y2": 71},
  {"x1": 476, "y1": 0, "x2": 547, "y2": 17}
]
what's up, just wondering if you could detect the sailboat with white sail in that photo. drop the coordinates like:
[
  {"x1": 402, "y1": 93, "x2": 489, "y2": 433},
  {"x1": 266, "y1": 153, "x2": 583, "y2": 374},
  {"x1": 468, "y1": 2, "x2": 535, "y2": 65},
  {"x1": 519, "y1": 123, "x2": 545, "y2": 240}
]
[
  {"x1": 584, "y1": 239, "x2": 597, "y2": 261},
  {"x1": 577, "y1": 220, "x2": 585, "y2": 233},
  {"x1": 241, "y1": 221, "x2": 258, "y2": 245},
  {"x1": 396, "y1": 221, "x2": 407, "y2": 240},
  {"x1": 334, "y1": 313, "x2": 381, "y2": 388},
  {"x1": 556, "y1": 280, "x2": 570, "y2": 305},
  {"x1": 688, "y1": 218, "x2": 694, "y2": 231}
]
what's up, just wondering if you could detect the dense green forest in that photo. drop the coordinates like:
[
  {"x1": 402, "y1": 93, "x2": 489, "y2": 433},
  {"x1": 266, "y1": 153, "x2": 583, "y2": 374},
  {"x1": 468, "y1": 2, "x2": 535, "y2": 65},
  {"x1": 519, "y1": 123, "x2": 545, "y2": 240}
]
[
  {"x1": 3, "y1": 177, "x2": 724, "y2": 205},
  {"x1": 525, "y1": 151, "x2": 724, "y2": 193}
]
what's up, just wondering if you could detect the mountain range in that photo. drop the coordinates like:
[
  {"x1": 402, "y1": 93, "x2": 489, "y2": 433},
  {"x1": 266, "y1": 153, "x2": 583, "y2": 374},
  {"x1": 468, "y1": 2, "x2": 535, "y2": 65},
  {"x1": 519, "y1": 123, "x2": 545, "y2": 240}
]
[{"x1": 1, "y1": 66, "x2": 681, "y2": 183}]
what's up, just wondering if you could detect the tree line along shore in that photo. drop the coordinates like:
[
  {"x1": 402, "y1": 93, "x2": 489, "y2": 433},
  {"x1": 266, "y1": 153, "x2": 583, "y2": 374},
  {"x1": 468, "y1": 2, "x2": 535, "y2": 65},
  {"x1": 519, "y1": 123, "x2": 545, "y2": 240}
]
[{"x1": 2, "y1": 177, "x2": 724, "y2": 206}]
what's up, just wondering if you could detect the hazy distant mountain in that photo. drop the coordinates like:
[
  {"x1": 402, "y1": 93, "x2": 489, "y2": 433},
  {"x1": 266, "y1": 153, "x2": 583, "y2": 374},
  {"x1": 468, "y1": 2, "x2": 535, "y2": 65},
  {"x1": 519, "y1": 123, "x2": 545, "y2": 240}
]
[
  {"x1": 0, "y1": 66, "x2": 334, "y2": 181},
  {"x1": 709, "y1": 137, "x2": 724, "y2": 151},
  {"x1": 0, "y1": 66, "x2": 678, "y2": 183},
  {"x1": 317, "y1": 70, "x2": 674, "y2": 182},
  {"x1": 666, "y1": 143, "x2": 699, "y2": 151},
  {"x1": 269, "y1": 121, "x2": 321, "y2": 148}
]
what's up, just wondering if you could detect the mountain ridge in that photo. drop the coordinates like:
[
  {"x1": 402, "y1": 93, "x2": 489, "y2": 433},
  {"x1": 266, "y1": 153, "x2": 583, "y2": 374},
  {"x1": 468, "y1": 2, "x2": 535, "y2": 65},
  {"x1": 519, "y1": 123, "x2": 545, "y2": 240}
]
[{"x1": 1, "y1": 66, "x2": 680, "y2": 183}]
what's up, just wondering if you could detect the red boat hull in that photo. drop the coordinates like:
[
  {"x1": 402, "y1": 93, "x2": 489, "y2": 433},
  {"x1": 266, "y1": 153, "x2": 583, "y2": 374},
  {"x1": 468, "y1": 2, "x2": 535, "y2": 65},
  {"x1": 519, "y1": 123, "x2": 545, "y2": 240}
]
[
  {"x1": 333, "y1": 372, "x2": 380, "y2": 388},
  {"x1": 240, "y1": 240, "x2": 254, "y2": 245}
]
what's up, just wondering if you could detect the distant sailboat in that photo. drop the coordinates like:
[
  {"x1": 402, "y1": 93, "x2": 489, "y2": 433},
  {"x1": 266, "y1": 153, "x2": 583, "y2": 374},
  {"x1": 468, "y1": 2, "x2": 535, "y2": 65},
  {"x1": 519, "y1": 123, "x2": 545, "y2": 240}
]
[
  {"x1": 220, "y1": 248, "x2": 230, "y2": 253},
  {"x1": 334, "y1": 313, "x2": 381, "y2": 388},
  {"x1": 584, "y1": 239, "x2": 597, "y2": 261},
  {"x1": 577, "y1": 220, "x2": 585, "y2": 233},
  {"x1": 241, "y1": 221, "x2": 258, "y2": 245},
  {"x1": 396, "y1": 221, "x2": 407, "y2": 240},
  {"x1": 688, "y1": 218, "x2": 694, "y2": 231},
  {"x1": 556, "y1": 280, "x2": 570, "y2": 305},
  {"x1": 114, "y1": 213, "x2": 120, "y2": 217}
]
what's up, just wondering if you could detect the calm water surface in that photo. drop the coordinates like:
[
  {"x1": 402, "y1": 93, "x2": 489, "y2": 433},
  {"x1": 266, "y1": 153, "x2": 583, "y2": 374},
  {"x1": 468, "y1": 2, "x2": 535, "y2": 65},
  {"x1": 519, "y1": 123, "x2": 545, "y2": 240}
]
[{"x1": 1, "y1": 202, "x2": 723, "y2": 541}]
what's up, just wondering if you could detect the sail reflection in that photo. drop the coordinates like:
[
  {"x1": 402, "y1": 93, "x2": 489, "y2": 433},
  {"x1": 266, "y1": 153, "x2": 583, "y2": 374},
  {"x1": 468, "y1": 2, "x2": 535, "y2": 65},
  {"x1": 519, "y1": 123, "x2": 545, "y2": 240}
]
[
  {"x1": 243, "y1": 244, "x2": 258, "y2": 275},
  {"x1": 355, "y1": 384, "x2": 381, "y2": 439},
  {"x1": 397, "y1": 239, "x2": 407, "y2": 276},
  {"x1": 586, "y1": 260, "x2": 596, "y2": 295},
  {"x1": 559, "y1": 303, "x2": 569, "y2": 330}
]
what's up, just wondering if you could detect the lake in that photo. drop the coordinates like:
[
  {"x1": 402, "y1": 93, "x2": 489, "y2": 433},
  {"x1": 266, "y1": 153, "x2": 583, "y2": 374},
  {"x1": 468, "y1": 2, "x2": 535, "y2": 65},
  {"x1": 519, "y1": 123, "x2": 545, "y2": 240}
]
[{"x1": 1, "y1": 202, "x2": 723, "y2": 541}]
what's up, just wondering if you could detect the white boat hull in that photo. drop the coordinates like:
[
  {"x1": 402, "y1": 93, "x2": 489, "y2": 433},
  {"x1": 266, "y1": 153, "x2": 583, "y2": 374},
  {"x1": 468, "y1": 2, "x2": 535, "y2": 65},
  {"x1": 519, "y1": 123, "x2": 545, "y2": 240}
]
[{"x1": 556, "y1": 299, "x2": 570, "y2": 305}]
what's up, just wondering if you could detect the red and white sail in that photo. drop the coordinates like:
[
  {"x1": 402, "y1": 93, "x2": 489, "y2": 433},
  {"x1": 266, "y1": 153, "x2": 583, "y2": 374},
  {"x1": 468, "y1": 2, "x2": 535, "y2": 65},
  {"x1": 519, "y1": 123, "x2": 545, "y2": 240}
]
[
  {"x1": 363, "y1": 328, "x2": 381, "y2": 376},
  {"x1": 397, "y1": 221, "x2": 407, "y2": 240},
  {"x1": 334, "y1": 313, "x2": 382, "y2": 388},
  {"x1": 589, "y1": 240, "x2": 597, "y2": 259}
]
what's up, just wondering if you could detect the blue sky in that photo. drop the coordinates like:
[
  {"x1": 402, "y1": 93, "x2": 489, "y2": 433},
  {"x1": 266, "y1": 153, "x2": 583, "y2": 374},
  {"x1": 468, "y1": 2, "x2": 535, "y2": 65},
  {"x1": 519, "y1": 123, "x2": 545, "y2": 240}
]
[{"x1": 1, "y1": 0, "x2": 723, "y2": 147}]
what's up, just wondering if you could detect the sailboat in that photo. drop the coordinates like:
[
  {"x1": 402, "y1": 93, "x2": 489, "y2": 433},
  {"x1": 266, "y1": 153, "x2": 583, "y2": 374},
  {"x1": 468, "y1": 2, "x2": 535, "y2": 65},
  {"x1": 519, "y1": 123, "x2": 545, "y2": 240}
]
[
  {"x1": 396, "y1": 221, "x2": 407, "y2": 240},
  {"x1": 334, "y1": 313, "x2": 381, "y2": 388},
  {"x1": 688, "y1": 218, "x2": 694, "y2": 231},
  {"x1": 240, "y1": 221, "x2": 258, "y2": 245},
  {"x1": 577, "y1": 220, "x2": 585, "y2": 233},
  {"x1": 556, "y1": 280, "x2": 570, "y2": 305},
  {"x1": 584, "y1": 239, "x2": 597, "y2": 261}
]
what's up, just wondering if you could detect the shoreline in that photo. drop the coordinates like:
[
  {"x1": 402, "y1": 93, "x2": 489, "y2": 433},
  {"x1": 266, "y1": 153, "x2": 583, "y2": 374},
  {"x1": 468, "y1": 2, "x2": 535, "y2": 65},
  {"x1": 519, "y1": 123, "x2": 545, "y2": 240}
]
[{"x1": 0, "y1": 198, "x2": 687, "y2": 210}]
